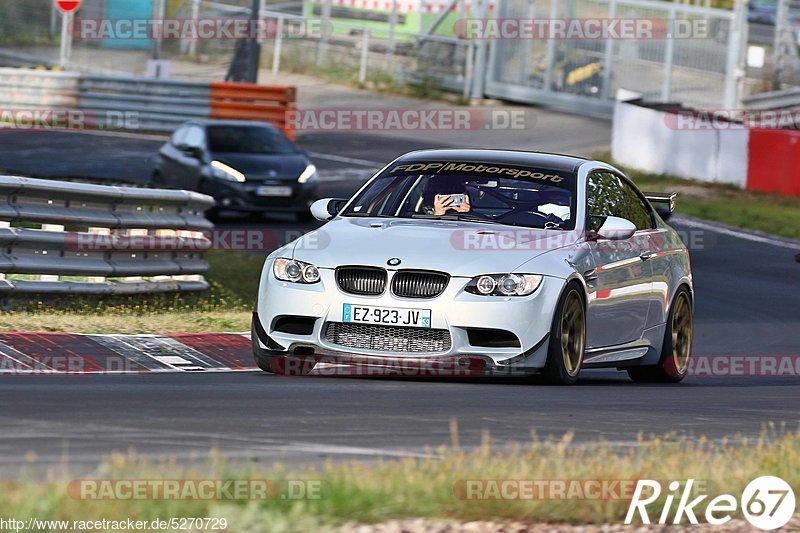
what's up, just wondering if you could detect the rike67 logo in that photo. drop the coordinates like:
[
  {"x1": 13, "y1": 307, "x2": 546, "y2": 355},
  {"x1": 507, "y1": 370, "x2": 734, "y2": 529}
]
[{"x1": 625, "y1": 476, "x2": 796, "y2": 530}]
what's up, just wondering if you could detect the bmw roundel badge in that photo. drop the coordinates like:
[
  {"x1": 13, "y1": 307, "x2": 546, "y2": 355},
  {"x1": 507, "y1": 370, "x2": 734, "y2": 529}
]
[{"x1": 387, "y1": 258, "x2": 401, "y2": 266}]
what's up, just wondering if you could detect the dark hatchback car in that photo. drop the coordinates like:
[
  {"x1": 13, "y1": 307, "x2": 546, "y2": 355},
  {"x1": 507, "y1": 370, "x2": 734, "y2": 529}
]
[{"x1": 153, "y1": 120, "x2": 319, "y2": 219}]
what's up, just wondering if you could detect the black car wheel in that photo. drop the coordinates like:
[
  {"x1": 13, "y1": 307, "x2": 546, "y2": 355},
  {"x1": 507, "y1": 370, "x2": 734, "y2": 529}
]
[
  {"x1": 628, "y1": 287, "x2": 693, "y2": 383},
  {"x1": 541, "y1": 282, "x2": 586, "y2": 385}
]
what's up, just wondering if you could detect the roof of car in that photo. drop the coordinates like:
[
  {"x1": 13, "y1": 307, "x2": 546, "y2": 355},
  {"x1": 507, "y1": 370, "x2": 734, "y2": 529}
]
[{"x1": 394, "y1": 149, "x2": 588, "y2": 173}]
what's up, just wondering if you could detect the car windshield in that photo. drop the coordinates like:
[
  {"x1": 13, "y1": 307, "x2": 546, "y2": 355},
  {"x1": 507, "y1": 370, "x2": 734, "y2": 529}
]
[
  {"x1": 341, "y1": 160, "x2": 577, "y2": 230},
  {"x1": 207, "y1": 125, "x2": 298, "y2": 155}
]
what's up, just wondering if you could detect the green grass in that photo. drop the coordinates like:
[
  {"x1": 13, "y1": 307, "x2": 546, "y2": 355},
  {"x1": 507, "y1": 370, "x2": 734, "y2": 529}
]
[{"x1": 1, "y1": 429, "x2": 797, "y2": 531}]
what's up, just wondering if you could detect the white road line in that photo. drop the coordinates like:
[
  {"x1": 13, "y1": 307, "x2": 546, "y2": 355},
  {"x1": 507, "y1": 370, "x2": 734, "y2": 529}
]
[
  {"x1": 674, "y1": 216, "x2": 800, "y2": 251},
  {"x1": 307, "y1": 152, "x2": 383, "y2": 168}
]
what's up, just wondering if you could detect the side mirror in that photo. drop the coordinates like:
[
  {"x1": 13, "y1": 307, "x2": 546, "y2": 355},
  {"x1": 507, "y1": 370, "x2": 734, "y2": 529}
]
[
  {"x1": 180, "y1": 145, "x2": 203, "y2": 159},
  {"x1": 596, "y1": 216, "x2": 636, "y2": 240},
  {"x1": 310, "y1": 198, "x2": 348, "y2": 222}
]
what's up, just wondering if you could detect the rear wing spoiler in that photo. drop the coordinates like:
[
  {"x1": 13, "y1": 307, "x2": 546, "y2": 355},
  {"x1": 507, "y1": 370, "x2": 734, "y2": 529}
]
[{"x1": 643, "y1": 191, "x2": 677, "y2": 220}]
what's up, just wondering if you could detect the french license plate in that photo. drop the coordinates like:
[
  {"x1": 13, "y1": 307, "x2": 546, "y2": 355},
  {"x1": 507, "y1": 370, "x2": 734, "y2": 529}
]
[
  {"x1": 342, "y1": 304, "x2": 431, "y2": 328},
  {"x1": 256, "y1": 186, "x2": 292, "y2": 197}
]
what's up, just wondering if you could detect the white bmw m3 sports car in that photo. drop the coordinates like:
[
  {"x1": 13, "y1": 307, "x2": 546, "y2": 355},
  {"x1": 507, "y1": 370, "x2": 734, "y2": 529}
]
[{"x1": 252, "y1": 149, "x2": 693, "y2": 385}]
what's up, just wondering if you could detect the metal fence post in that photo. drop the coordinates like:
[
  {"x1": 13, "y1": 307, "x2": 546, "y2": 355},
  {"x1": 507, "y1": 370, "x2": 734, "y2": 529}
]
[
  {"x1": 189, "y1": 0, "x2": 201, "y2": 58},
  {"x1": 384, "y1": 0, "x2": 399, "y2": 71},
  {"x1": 273, "y1": 16, "x2": 285, "y2": 74},
  {"x1": 543, "y1": 0, "x2": 559, "y2": 93},
  {"x1": 152, "y1": 0, "x2": 166, "y2": 60},
  {"x1": 317, "y1": 0, "x2": 332, "y2": 66},
  {"x1": 469, "y1": 0, "x2": 490, "y2": 99},
  {"x1": 772, "y1": 0, "x2": 789, "y2": 88},
  {"x1": 660, "y1": 2, "x2": 677, "y2": 102},
  {"x1": 724, "y1": 0, "x2": 746, "y2": 107},
  {"x1": 50, "y1": 2, "x2": 58, "y2": 37},
  {"x1": 600, "y1": 0, "x2": 617, "y2": 99},
  {"x1": 359, "y1": 30, "x2": 370, "y2": 84},
  {"x1": 463, "y1": 41, "x2": 475, "y2": 99},
  {"x1": 59, "y1": 12, "x2": 74, "y2": 69}
]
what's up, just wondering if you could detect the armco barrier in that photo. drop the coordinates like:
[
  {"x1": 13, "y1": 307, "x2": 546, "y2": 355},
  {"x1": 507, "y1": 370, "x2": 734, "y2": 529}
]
[
  {"x1": 209, "y1": 82, "x2": 297, "y2": 140},
  {"x1": 0, "y1": 68, "x2": 296, "y2": 138},
  {"x1": 0, "y1": 176, "x2": 216, "y2": 296}
]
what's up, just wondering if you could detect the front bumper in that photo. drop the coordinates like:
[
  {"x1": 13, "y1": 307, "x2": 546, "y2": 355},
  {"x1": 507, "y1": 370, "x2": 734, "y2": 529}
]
[
  {"x1": 252, "y1": 263, "x2": 563, "y2": 373},
  {"x1": 201, "y1": 179, "x2": 319, "y2": 213}
]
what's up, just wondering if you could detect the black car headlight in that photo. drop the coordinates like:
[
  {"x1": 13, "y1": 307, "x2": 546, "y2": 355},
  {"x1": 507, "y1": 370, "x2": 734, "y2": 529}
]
[
  {"x1": 211, "y1": 161, "x2": 246, "y2": 182},
  {"x1": 298, "y1": 164, "x2": 318, "y2": 184},
  {"x1": 273, "y1": 258, "x2": 320, "y2": 284},
  {"x1": 464, "y1": 274, "x2": 543, "y2": 296}
]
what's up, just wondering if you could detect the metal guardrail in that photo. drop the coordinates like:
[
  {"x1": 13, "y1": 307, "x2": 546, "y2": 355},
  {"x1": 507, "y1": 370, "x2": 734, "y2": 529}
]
[
  {"x1": 743, "y1": 87, "x2": 800, "y2": 109},
  {"x1": 0, "y1": 68, "x2": 297, "y2": 137},
  {"x1": 78, "y1": 75, "x2": 211, "y2": 132},
  {"x1": 0, "y1": 176, "x2": 216, "y2": 296}
]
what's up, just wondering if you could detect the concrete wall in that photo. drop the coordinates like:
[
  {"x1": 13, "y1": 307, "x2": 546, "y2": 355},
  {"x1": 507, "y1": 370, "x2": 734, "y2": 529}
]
[{"x1": 611, "y1": 98, "x2": 748, "y2": 188}]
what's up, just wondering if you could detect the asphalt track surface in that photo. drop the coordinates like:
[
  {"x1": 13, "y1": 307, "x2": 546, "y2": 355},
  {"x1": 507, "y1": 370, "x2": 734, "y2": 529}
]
[{"x1": 0, "y1": 129, "x2": 799, "y2": 475}]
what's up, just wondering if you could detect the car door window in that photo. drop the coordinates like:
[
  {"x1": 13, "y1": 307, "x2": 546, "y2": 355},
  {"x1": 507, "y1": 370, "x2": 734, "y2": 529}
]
[
  {"x1": 182, "y1": 126, "x2": 205, "y2": 150},
  {"x1": 587, "y1": 172, "x2": 653, "y2": 232},
  {"x1": 170, "y1": 126, "x2": 187, "y2": 147}
]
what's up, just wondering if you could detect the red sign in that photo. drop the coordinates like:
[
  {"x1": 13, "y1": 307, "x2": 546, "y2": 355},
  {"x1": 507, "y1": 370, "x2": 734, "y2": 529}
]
[{"x1": 55, "y1": 0, "x2": 82, "y2": 14}]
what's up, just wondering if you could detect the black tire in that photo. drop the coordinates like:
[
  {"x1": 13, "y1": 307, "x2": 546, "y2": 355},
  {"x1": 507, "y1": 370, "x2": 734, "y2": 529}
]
[
  {"x1": 541, "y1": 282, "x2": 586, "y2": 385},
  {"x1": 627, "y1": 286, "x2": 693, "y2": 383},
  {"x1": 206, "y1": 207, "x2": 222, "y2": 222}
]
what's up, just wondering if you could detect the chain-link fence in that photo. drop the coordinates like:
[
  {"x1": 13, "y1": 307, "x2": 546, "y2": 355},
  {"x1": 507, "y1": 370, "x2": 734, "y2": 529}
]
[
  {"x1": 485, "y1": 0, "x2": 745, "y2": 111},
  {"x1": 0, "y1": 0, "x2": 768, "y2": 111}
]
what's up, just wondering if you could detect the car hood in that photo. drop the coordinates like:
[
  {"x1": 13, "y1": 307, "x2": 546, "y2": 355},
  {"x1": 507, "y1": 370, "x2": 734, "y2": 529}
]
[
  {"x1": 210, "y1": 152, "x2": 308, "y2": 181},
  {"x1": 290, "y1": 217, "x2": 580, "y2": 277}
]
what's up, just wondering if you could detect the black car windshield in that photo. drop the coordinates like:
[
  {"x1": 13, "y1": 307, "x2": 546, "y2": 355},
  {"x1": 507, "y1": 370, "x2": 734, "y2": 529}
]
[
  {"x1": 207, "y1": 125, "x2": 298, "y2": 155},
  {"x1": 341, "y1": 160, "x2": 577, "y2": 230}
]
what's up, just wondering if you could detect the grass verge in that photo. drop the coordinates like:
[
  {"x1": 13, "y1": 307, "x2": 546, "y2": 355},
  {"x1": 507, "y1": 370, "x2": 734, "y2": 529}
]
[{"x1": 1, "y1": 429, "x2": 797, "y2": 531}]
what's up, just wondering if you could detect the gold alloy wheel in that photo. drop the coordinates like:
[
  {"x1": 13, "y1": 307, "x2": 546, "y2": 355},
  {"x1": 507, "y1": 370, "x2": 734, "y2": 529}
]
[
  {"x1": 671, "y1": 292, "x2": 693, "y2": 375},
  {"x1": 560, "y1": 291, "x2": 586, "y2": 377}
]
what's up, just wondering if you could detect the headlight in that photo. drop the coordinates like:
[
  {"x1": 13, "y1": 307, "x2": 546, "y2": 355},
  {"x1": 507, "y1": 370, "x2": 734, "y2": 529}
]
[
  {"x1": 298, "y1": 164, "x2": 318, "y2": 184},
  {"x1": 211, "y1": 160, "x2": 245, "y2": 182},
  {"x1": 273, "y1": 258, "x2": 320, "y2": 284},
  {"x1": 465, "y1": 274, "x2": 543, "y2": 296}
]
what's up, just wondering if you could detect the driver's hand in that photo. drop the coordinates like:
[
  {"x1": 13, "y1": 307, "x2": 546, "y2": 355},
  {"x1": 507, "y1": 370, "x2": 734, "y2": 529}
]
[
  {"x1": 433, "y1": 194, "x2": 454, "y2": 215},
  {"x1": 453, "y1": 195, "x2": 471, "y2": 213}
]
